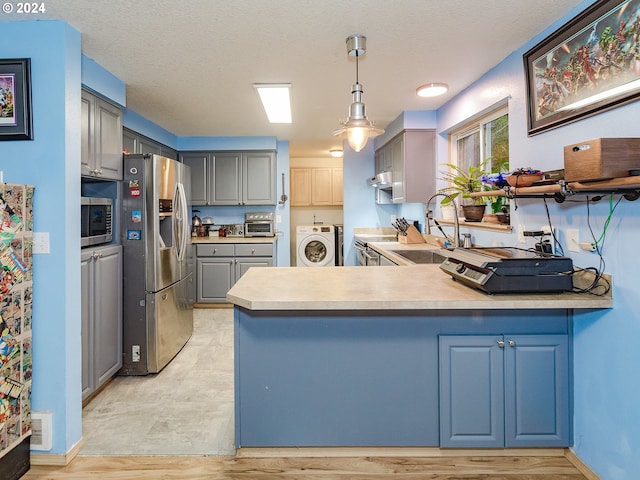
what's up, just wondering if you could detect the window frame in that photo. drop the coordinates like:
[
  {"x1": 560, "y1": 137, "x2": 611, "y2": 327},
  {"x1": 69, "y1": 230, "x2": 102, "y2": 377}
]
[{"x1": 449, "y1": 105, "x2": 509, "y2": 174}]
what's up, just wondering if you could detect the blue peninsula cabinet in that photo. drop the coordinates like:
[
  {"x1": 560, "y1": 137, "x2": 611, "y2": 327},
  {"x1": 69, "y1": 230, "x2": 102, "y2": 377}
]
[
  {"x1": 439, "y1": 334, "x2": 569, "y2": 448},
  {"x1": 227, "y1": 265, "x2": 611, "y2": 449},
  {"x1": 233, "y1": 308, "x2": 570, "y2": 448}
]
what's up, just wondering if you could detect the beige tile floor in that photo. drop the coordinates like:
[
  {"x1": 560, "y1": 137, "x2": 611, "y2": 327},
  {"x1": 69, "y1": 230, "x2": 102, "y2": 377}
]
[{"x1": 79, "y1": 307, "x2": 235, "y2": 456}]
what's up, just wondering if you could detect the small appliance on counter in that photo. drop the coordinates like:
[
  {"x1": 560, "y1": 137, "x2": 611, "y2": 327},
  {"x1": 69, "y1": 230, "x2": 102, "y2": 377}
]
[
  {"x1": 224, "y1": 224, "x2": 245, "y2": 237},
  {"x1": 244, "y1": 212, "x2": 275, "y2": 237},
  {"x1": 439, "y1": 247, "x2": 573, "y2": 294}
]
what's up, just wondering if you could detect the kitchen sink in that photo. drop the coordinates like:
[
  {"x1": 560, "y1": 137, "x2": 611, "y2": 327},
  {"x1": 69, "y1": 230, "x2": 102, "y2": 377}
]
[{"x1": 390, "y1": 249, "x2": 446, "y2": 264}]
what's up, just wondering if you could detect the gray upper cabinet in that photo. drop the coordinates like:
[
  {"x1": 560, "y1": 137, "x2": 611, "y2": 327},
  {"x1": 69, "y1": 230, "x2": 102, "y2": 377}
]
[
  {"x1": 181, "y1": 152, "x2": 208, "y2": 205},
  {"x1": 123, "y1": 127, "x2": 178, "y2": 160},
  {"x1": 81, "y1": 89, "x2": 123, "y2": 180},
  {"x1": 211, "y1": 152, "x2": 242, "y2": 205},
  {"x1": 375, "y1": 129, "x2": 435, "y2": 203},
  {"x1": 181, "y1": 150, "x2": 276, "y2": 206},
  {"x1": 242, "y1": 151, "x2": 277, "y2": 205}
]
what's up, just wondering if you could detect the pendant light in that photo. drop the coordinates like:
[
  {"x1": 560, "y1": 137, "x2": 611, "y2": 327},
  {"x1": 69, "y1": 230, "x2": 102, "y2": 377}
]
[{"x1": 333, "y1": 34, "x2": 384, "y2": 152}]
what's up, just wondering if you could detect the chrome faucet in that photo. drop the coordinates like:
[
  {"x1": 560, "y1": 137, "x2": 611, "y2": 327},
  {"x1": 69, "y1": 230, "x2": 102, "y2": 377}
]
[{"x1": 425, "y1": 193, "x2": 461, "y2": 247}]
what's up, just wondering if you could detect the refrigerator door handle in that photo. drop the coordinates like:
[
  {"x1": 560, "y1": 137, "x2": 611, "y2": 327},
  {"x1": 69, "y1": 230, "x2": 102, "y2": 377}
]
[{"x1": 173, "y1": 182, "x2": 189, "y2": 262}]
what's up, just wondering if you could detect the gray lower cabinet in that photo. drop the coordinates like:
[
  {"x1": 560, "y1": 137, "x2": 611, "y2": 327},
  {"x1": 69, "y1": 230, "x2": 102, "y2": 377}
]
[
  {"x1": 181, "y1": 151, "x2": 276, "y2": 206},
  {"x1": 81, "y1": 89, "x2": 123, "y2": 180},
  {"x1": 122, "y1": 127, "x2": 178, "y2": 160},
  {"x1": 81, "y1": 245, "x2": 123, "y2": 401},
  {"x1": 196, "y1": 243, "x2": 274, "y2": 302},
  {"x1": 438, "y1": 334, "x2": 569, "y2": 448}
]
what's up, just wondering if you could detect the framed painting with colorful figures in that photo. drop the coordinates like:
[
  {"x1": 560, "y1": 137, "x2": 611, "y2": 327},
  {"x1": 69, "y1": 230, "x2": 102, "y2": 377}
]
[
  {"x1": 524, "y1": 0, "x2": 640, "y2": 135},
  {"x1": 0, "y1": 58, "x2": 32, "y2": 141}
]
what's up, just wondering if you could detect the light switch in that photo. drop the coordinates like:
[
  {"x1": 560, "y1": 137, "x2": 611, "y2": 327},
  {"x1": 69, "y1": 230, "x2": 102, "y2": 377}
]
[
  {"x1": 567, "y1": 229, "x2": 579, "y2": 252},
  {"x1": 32, "y1": 232, "x2": 50, "y2": 254}
]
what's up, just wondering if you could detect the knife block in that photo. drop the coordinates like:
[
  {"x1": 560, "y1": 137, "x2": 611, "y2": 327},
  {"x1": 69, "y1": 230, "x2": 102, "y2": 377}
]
[{"x1": 398, "y1": 225, "x2": 426, "y2": 244}]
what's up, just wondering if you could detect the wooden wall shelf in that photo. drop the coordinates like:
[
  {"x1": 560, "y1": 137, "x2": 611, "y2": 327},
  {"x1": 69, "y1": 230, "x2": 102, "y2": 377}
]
[{"x1": 469, "y1": 176, "x2": 640, "y2": 201}]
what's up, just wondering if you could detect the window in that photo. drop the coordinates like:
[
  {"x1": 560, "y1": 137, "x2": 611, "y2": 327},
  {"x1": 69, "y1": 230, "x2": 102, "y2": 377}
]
[
  {"x1": 450, "y1": 106, "x2": 509, "y2": 175},
  {"x1": 447, "y1": 106, "x2": 510, "y2": 224}
]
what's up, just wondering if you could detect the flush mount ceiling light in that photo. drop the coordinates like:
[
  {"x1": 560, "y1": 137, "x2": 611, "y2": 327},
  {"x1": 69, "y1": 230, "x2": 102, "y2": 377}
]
[
  {"x1": 416, "y1": 83, "x2": 449, "y2": 98},
  {"x1": 333, "y1": 34, "x2": 384, "y2": 153},
  {"x1": 329, "y1": 148, "x2": 344, "y2": 158},
  {"x1": 254, "y1": 83, "x2": 292, "y2": 123}
]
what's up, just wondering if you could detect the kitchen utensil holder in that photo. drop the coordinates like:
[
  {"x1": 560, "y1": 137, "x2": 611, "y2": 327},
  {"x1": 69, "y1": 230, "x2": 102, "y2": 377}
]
[{"x1": 398, "y1": 225, "x2": 426, "y2": 244}]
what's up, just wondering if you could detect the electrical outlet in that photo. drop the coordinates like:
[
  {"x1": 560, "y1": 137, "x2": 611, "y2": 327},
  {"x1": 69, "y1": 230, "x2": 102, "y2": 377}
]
[
  {"x1": 517, "y1": 224, "x2": 526, "y2": 243},
  {"x1": 132, "y1": 345, "x2": 140, "y2": 362},
  {"x1": 391, "y1": 214, "x2": 397, "y2": 223},
  {"x1": 567, "y1": 229, "x2": 579, "y2": 252}
]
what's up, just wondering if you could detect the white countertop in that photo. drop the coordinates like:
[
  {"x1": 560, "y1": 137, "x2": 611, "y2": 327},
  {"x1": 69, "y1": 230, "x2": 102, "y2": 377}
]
[
  {"x1": 226, "y1": 265, "x2": 613, "y2": 311},
  {"x1": 192, "y1": 236, "x2": 277, "y2": 244}
]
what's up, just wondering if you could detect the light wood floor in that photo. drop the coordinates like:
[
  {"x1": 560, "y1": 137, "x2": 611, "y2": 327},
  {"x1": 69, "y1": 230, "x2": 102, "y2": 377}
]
[{"x1": 24, "y1": 454, "x2": 590, "y2": 479}]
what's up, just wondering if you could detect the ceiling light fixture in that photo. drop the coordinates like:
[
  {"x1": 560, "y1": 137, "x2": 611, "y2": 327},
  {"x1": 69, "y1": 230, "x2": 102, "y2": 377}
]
[
  {"x1": 329, "y1": 148, "x2": 343, "y2": 158},
  {"x1": 333, "y1": 34, "x2": 384, "y2": 153},
  {"x1": 416, "y1": 83, "x2": 449, "y2": 98},
  {"x1": 254, "y1": 83, "x2": 292, "y2": 123}
]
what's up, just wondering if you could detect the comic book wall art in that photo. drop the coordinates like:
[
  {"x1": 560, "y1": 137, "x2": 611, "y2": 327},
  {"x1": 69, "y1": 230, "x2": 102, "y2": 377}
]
[{"x1": 0, "y1": 184, "x2": 34, "y2": 461}]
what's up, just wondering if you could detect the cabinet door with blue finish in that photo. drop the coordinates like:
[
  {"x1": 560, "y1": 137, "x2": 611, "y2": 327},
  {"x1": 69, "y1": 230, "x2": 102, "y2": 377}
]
[
  {"x1": 439, "y1": 335, "x2": 504, "y2": 448},
  {"x1": 504, "y1": 334, "x2": 569, "y2": 447}
]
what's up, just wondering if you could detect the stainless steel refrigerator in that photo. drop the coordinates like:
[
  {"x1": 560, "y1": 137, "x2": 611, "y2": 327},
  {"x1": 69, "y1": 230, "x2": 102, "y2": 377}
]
[{"x1": 120, "y1": 154, "x2": 193, "y2": 375}]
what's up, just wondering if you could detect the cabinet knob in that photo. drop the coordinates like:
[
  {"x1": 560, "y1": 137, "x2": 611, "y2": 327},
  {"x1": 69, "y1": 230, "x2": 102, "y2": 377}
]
[
  {"x1": 213, "y1": 248, "x2": 217, "y2": 254},
  {"x1": 497, "y1": 340, "x2": 505, "y2": 348},
  {"x1": 508, "y1": 340, "x2": 516, "y2": 347},
  {"x1": 251, "y1": 248, "x2": 255, "y2": 254}
]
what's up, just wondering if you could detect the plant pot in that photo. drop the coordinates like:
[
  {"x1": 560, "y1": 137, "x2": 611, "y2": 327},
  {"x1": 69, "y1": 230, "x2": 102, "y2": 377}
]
[
  {"x1": 483, "y1": 213, "x2": 499, "y2": 224},
  {"x1": 496, "y1": 213, "x2": 510, "y2": 224},
  {"x1": 462, "y1": 204, "x2": 486, "y2": 222}
]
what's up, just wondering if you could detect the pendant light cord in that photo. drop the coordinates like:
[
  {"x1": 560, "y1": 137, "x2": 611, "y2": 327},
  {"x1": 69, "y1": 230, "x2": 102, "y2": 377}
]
[{"x1": 355, "y1": 52, "x2": 360, "y2": 85}]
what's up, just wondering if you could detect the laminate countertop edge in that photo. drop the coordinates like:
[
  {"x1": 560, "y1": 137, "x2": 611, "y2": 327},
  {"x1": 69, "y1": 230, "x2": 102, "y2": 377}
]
[{"x1": 226, "y1": 265, "x2": 613, "y2": 311}]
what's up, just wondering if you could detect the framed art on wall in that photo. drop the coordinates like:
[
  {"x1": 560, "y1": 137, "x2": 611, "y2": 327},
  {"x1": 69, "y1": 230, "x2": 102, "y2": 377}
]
[
  {"x1": 0, "y1": 58, "x2": 33, "y2": 141},
  {"x1": 524, "y1": 0, "x2": 640, "y2": 135}
]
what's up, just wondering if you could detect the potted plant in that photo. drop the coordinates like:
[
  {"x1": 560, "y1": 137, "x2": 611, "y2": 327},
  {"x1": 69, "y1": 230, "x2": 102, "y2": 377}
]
[{"x1": 438, "y1": 163, "x2": 489, "y2": 222}]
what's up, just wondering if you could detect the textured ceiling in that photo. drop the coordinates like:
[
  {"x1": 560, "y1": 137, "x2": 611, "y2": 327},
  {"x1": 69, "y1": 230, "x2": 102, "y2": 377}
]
[{"x1": 3, "y1": 0, "x2": 585, "y2": 157}]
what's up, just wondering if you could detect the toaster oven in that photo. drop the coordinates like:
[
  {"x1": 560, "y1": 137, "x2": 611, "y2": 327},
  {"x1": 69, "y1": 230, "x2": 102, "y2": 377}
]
[{"x1": 244, "y1": 212, "x2": 275, "y2": 237}]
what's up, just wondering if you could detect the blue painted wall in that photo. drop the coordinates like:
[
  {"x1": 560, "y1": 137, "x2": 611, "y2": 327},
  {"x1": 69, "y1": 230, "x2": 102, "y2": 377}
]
[
  {"x1": 437, "y1": 1, "x2": 639, "y2": 477},
  {"x1": 81, "y1": 56, "x2": 126, "y2": 107},
  {"x1": 0, "y1": 21, "x2": 83, "y2": 455},
  {"x1": 123, "y1": 109, "x2": 177, "y2": 149}
]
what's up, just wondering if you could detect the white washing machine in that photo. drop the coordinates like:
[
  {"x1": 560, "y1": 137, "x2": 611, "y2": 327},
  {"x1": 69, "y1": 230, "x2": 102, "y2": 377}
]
[{"x1": 296, "y1": 225, "x2": 335, "y2": 267}]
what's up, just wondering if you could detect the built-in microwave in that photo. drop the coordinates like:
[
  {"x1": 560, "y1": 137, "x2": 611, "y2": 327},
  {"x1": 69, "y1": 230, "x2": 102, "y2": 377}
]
[{"x1": 81, "y1": 197, "x2": 113, "y2": 247}]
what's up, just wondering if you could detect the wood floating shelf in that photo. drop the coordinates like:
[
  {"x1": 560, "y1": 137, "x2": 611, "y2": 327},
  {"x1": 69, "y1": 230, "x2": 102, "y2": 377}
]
[{"x1": 468, "y1": 176, "x2": 640, "y2": 201}]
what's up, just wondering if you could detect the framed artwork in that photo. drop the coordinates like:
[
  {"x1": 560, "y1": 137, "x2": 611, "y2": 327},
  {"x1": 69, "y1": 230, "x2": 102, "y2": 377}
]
[
  {"x1": 524, "y1": 0, "x2": 640, "y2": 135},
  {"x1": 0, "y1": 58, "x2": 33, "y2": 141}
]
